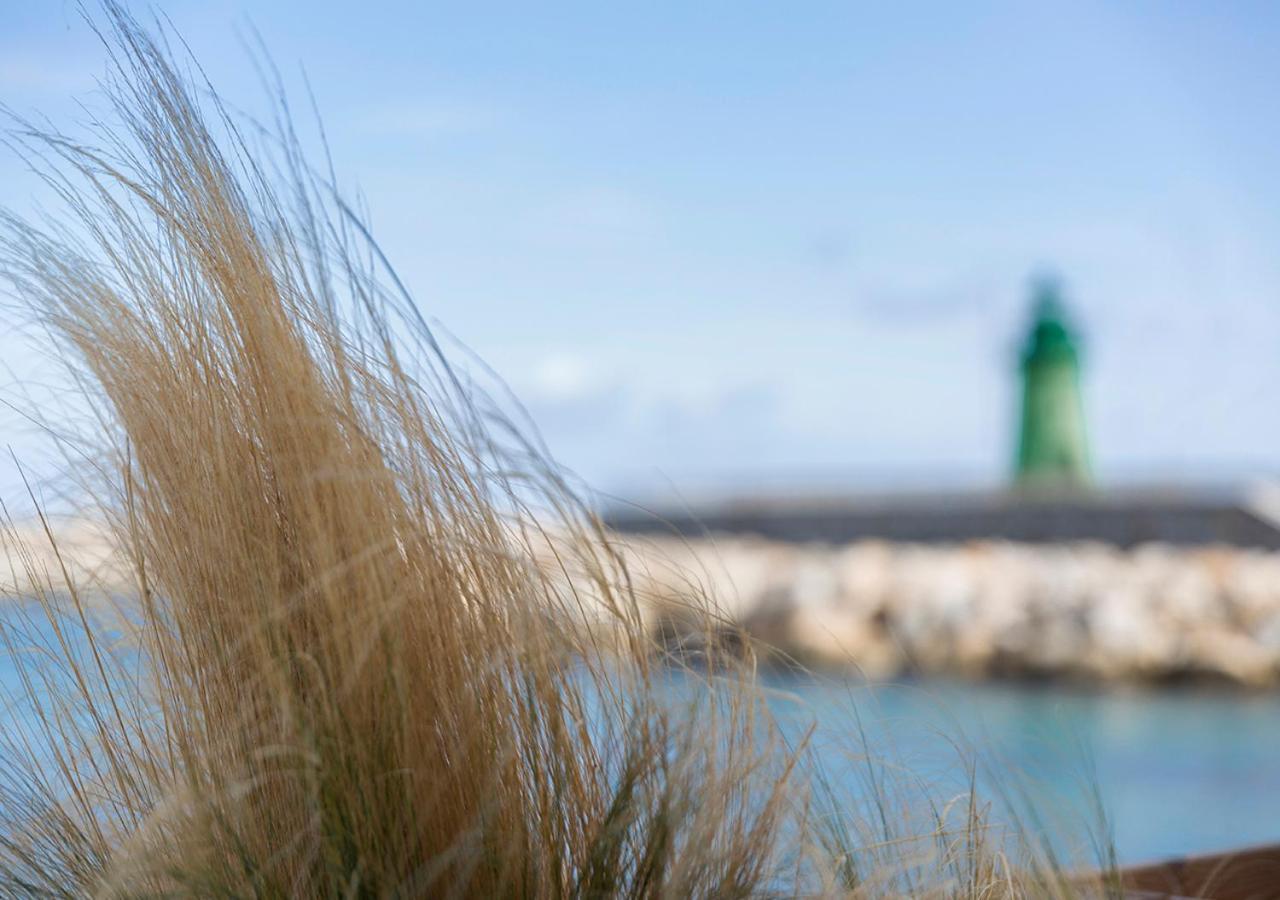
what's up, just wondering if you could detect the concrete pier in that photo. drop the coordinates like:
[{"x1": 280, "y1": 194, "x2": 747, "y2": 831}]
[{"x1": 606, "y1": 483, "x2": 1280, "y2": 550}]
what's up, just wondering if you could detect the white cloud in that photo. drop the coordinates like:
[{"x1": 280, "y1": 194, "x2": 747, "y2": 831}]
[{"x1": 531, "y1": 352, "x2": 595, "y2": 401}]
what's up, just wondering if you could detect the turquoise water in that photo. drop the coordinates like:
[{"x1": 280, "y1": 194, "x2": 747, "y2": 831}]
[
  {"x1": 3, "y1": 612, "x2": 1277, "y2": 867},
  {"x1": 757, "y1": 671, "x2": 1280, "y2": 865}
]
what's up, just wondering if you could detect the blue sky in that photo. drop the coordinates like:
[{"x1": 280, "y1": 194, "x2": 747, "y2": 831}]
[{"x1": 5, "y1": 1, "x2": 1280, "y2": 498}]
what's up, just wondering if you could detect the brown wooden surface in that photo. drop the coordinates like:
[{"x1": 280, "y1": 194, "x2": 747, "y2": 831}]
[{"x1": 1118, "y1": 843, "x2": 1280, "y2": 899}]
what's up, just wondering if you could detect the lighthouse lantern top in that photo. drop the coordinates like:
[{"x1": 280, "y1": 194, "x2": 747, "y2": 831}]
[{"x1": 1021, "y1": 278, "x2": 1080, "y2": 370}]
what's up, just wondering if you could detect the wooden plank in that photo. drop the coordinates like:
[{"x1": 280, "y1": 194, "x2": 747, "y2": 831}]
[{"x1": 1117, "y1": 843, "x2": 1280, "y2": 899}]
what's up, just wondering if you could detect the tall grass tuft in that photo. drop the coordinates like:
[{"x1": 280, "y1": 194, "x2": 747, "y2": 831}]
[{"x1": 0, "y1": 4, "x2": 1111, "y2": 896}]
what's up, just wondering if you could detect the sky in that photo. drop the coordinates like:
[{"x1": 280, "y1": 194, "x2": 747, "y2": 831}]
[{"x1": 4, "y1": 1, "x2": 1280, "y2": 501}]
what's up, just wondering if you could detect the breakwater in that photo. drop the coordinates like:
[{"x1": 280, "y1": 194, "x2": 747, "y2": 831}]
[
  {"x1": 11, "y1": 517, "x2": 1280, "y2": 686},
  {"x1": 617, "y1": 536, "x2": 1280, "y2": 686}
]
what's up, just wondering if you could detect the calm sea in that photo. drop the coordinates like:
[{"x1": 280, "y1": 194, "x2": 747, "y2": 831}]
[
  {"x1": 756, "y1": 670, "x2": 1280, "y2": 864},
  {"x1": 3, "y1": 609, "x2": 1277, "y2": 866}
]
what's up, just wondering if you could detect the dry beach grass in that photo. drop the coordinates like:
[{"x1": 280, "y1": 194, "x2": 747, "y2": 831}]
[{"x1": 0, "y1": 5, "x2": 1116, "y2": 896}]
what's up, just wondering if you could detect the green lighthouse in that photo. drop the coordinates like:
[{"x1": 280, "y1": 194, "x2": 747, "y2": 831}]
[{"x1": 1014, "y1": 278, "x2": 1091, "y2": 489}]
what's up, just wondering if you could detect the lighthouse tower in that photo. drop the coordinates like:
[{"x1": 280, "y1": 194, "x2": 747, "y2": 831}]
[{"x1": 1014, "y1": 278, "x2": 1091, "y2": 489}]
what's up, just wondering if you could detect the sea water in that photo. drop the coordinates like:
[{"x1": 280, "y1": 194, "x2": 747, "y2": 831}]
[
  {"x1": 755, "y1": 670, "x2": 1280, "y2": 864},
  {"x1": 3, "y1": 608, "x2": 1277, "y2": 866}
]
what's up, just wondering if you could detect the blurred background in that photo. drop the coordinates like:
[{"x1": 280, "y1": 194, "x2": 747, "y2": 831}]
[
  {"x1": 6, "y1": 1, "x2": 1280, "y2": 498},
  {"x1": 6, "y1": 0, "x2": 1280, "y2": 866}
]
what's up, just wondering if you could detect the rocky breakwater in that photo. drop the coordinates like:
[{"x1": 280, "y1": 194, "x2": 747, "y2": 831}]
[{"x1": 618, "y1": 536, "x2": 1280, "y2": 686}]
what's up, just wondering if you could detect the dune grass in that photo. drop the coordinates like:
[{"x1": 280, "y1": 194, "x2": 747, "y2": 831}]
[{"x1": 0, "y1": 5, "x2": 1115, "y2": 896}]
